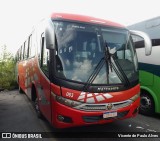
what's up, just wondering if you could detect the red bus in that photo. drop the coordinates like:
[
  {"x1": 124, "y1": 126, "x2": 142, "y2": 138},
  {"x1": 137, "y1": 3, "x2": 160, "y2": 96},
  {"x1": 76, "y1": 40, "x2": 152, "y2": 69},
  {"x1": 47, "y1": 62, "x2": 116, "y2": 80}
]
[{"x1": 15, "y1": 13, "x2": 152, "y2": 128}]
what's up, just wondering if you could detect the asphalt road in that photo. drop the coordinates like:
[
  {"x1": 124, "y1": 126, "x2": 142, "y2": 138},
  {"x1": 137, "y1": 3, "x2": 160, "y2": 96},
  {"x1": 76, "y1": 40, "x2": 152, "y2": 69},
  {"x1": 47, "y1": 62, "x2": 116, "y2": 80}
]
[{"x1": 0, "y1": 90, "x2": 160, "y2": 141}]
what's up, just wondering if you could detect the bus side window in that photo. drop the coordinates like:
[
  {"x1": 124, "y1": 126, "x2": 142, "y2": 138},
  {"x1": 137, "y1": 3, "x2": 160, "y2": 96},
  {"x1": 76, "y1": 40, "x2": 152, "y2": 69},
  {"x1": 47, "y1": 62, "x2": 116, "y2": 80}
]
[
  {"x1": 25, "y1": 39, "x2": 29, "y2": 59},
  {"x1": 20, "y1": 45, "x2": 23, "y2": 60},
  {"x1": 15, "y1": 51, "x2": 18, "y2": 62},
  {"x1": 40, "y1": 33, "x2": 49, "y2": 77},
  {"x1": 28, "y1": 35, "x2": 32, "y2": 58},
  {"x1": 22, "y1": 43, "x2": 25, "y2": 60},
  {"x1": 17, "y1": 50, "x2": 19, "y2": 61},
  {"x1": 28, "y1": 34, "x2": 35, "y2": 58},
  {"x1": 24, "y1": 41, "x2": 28, "y2": 59},
  {"x1": 19, "y1": 48, "x2": 21, "y2": 60}
]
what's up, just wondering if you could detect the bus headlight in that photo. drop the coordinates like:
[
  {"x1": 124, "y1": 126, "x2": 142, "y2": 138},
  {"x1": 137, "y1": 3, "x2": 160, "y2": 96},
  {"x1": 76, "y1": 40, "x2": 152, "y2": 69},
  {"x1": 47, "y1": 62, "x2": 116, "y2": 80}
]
[
  {"x1": 130, "y1": 92, "x2": 140, "y2": 102},
  {"x1": 52, "y1": 93, "x2": 82, "y2": 108}
]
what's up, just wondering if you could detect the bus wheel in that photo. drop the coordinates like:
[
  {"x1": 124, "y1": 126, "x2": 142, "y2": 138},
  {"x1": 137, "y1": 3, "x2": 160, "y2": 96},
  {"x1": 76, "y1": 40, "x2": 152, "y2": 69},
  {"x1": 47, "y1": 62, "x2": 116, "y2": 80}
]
[
  {"x1": 35, "y1": 98, "x2": 43, "y2": 118},
  {"x1": 18, "y1": 85, "x2": 23, "y2": 94},
  {"x1": 140, "y1": 92, "x2": 154, "y2": 116}
]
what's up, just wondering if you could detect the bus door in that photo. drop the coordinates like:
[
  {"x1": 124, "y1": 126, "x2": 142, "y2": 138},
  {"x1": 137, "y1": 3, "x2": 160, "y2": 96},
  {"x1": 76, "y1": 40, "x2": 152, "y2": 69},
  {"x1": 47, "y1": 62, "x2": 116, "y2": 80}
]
[{"x1": 38, "y1": 34, "x2": 52, "y2": 122}]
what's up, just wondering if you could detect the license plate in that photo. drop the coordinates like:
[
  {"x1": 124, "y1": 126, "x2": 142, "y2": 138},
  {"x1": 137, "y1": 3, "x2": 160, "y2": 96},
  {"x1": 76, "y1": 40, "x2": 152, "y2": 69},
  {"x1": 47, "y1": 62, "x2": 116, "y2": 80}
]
[{"x1": 103, "y1": 111, "x2": 117, "y2": 118}]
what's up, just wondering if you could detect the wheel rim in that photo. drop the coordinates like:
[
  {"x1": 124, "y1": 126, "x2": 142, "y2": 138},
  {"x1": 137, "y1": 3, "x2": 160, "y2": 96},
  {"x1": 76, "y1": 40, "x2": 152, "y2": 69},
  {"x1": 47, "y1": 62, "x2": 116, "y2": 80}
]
[{"x1": 140, "y1": 96, "x2": 152, "y2": 110}]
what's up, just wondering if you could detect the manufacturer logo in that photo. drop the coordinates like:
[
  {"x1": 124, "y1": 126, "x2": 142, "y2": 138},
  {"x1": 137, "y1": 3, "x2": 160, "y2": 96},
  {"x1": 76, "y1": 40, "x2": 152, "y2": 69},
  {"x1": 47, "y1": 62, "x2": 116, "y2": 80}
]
[
  {"x1": 97, "y1": 87, "x2": 119, "y2": 92},
  {"x1": 106, "y1": 103, "x2": 113, "y2": 110}
]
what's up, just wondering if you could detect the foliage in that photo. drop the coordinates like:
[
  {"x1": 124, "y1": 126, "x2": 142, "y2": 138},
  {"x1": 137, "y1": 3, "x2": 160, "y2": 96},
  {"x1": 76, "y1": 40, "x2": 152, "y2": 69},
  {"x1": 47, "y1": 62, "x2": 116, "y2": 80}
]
[{"x1": 0, "y1": 45, "x2": 18, "y2": 90}]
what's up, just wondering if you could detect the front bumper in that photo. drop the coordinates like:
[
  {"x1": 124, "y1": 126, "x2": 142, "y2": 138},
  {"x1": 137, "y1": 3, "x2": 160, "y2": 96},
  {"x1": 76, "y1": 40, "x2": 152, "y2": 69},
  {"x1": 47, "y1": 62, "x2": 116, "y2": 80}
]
[{"x1": 51, "y1": 97, "x2": 140, "y2": 128}]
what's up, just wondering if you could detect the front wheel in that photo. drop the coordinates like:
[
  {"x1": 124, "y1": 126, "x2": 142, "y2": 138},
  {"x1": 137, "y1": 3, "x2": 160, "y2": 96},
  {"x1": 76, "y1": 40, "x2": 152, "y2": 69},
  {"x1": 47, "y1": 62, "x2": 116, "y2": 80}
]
[{"x1": 139, "y1": 91, "x2": 155, "y2": 116}]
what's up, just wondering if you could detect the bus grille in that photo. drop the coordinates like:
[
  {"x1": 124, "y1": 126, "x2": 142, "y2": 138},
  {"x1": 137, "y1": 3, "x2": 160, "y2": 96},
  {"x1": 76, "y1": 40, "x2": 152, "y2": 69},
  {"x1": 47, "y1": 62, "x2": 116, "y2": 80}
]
[{"x1": 75, "y1": 100, "x2": 132, "y2": 111}]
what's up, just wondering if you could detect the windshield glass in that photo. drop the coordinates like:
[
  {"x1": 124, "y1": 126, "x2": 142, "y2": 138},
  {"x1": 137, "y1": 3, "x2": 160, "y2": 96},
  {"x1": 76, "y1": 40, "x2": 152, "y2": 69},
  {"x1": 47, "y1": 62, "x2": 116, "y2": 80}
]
[{"x1": 54, "y1": 21, "x2": 138, "y2": 84}]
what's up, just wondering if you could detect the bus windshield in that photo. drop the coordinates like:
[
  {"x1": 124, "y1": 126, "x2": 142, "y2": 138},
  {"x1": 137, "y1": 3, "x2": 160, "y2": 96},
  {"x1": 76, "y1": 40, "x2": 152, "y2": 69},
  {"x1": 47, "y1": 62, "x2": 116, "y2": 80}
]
[{"x1": 54, "y1": 21, "x2": 138, "y2": 85}]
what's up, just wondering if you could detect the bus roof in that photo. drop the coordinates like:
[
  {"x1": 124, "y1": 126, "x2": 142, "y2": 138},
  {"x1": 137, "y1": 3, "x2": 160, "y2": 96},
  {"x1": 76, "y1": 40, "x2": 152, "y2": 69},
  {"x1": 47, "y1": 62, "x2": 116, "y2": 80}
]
[{"x1": 51, "y1": 13, "x2": 125, "y2": 28}]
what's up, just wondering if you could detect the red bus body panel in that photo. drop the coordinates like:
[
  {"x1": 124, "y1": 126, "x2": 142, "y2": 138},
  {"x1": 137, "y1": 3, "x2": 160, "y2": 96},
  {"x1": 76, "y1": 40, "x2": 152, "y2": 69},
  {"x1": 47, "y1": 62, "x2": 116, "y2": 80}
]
[
  {"x1": 51, "y1": 84, "x2": 140, "y2": 128},
  {"x1": 51, "y1": 13, "x2": 124, "y2": 28}
]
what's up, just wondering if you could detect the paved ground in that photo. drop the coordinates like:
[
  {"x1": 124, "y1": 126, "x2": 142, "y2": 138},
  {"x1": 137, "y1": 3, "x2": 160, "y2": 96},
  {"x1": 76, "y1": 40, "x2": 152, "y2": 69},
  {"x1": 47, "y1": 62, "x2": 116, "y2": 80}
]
[
  {"x1": 0, "y1": 90, "x2": 53, "y2": 141},
  {"x1": 0, "y1": 90, "x2": 160, "y2": 141}
]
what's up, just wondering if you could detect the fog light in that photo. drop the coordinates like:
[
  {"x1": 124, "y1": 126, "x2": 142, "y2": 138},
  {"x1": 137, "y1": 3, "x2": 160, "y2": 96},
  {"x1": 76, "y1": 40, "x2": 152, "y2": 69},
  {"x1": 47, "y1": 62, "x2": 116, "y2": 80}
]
[
  {"x1": 58, "y1": 115, "x2": 64, "y2": 121},
  {"x1": 133, "y1": 107, "x2": 139, "y2": 115}
]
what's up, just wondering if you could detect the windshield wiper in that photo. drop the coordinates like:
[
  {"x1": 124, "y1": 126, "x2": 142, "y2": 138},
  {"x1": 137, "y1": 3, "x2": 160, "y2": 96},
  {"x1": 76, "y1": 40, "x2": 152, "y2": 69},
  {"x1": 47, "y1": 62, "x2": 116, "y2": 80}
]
[
  {"x1": 83, "y1": 41, "x2": 113, "y2": 91},
  {"x1": 83, "y1": 40, "x2": 131, "y2": 91},
  {"x1": 104, "y1": 41, "x2": 113, "y2": 84},
  {"x1": 83, "y1": 57, "x2": 105, "y2": 91}
]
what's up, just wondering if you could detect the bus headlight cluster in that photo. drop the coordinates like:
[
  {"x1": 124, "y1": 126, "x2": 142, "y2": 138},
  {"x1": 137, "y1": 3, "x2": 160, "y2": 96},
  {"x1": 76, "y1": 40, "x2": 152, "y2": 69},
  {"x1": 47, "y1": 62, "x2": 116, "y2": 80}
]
[
  {"x1": 53, "y1": 93, "x2": 82, "y2": 108},
  {"x1": 130, "y1": 92, "x2": 140, "y2": 102},
  {"x1": 51, "y1": 92, "x2": 140, "y2": 110}
]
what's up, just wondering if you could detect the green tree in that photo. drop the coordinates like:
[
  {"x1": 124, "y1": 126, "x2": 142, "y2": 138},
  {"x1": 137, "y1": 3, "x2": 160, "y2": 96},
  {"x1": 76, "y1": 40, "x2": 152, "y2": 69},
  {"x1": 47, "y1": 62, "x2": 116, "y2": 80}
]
[{"x1": 0, "y1": 45, "x2": 18, "y2": 90}]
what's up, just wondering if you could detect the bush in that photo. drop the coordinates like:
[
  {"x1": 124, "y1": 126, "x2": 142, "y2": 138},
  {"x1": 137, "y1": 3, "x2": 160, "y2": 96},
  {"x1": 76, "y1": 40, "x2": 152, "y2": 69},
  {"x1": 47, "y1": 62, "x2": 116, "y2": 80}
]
[
  {"x1": 0, "y1": 60, "x2": 18, "y2": 90},
  {"x1": 0, "y1": 45, "x2": 18, "y2": 90}
]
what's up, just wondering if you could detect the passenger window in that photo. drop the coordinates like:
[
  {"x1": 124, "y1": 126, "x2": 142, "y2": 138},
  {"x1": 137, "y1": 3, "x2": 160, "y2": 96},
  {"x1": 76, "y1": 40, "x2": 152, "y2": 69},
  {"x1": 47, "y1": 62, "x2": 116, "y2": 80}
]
[
  {"x1": 28, "y1": 34, "x2": 36, "y2": 58},
  {"x1": 18, "y1": 47, "x2": 21, "y2": 61},
  {"x1": 40, "y1": 33, "x2": 49, "y2": 76},
  {"x1": 28, "y1": 35, "x2": 32, "y2": 58},
  {"x1": 21, "y1": 45, "x2": 24, "y2": 60},
  {"x1": 24, "y1": 41, "x2": 28, "y2": 59},
  {"x1": 25, "y1": 39, "x2": 29, "y2": 58}
]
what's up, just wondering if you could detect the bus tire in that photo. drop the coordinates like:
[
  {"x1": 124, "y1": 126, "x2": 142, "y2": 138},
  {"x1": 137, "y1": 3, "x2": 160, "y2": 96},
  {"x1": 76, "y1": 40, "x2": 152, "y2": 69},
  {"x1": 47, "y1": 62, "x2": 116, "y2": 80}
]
[
  {"x1": 18, "y1": 77, "x2": 23, "y2": 94},
  {"x1": 139, "y1": 91, "x2": 155, "y2": 116},
  {"x1": 35, "y1": 98, "x2": 43, "y2": 119},
  {"x1": 18, "y1": 85, "x2": 23, "y2": 94}
]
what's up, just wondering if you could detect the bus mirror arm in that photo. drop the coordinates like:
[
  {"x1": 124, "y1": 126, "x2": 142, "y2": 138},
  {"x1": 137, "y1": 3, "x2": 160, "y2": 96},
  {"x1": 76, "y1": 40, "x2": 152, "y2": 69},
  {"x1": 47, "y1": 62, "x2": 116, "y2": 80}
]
[
  {"x1": 130, "y1": 30, "x2": 152, "y2": 56},
  {"x1": 45, "y1": 20, "x2": 55, "y2": 50}
]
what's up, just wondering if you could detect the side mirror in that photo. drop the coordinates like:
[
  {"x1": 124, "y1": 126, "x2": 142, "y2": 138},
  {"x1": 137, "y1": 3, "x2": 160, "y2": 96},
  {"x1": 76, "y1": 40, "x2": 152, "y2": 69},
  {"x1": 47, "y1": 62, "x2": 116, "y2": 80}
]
[
  {"x1": 130, "y1": 30, "x2": 152, "y2": 56},
  {"x1": 45, "y1": 19, "x2": 55, "y2": 49}
]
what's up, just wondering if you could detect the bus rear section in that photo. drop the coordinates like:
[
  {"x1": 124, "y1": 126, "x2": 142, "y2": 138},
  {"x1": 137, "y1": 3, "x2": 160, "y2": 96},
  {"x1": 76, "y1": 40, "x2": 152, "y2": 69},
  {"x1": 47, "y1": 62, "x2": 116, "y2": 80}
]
[
  {"x1": 128, "y1": 17, "x2": 160, "y2": 115},
  {"x1": 16, "y1": 13, "x2": 152, "y2": 128}
]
